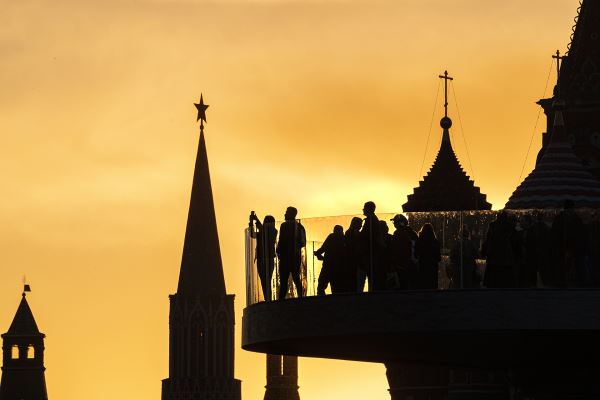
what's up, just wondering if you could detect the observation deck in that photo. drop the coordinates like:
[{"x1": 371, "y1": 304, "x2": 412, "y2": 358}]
[
  {"x1": 242, "y1": 210, "x2": 600, "y2": 368},
  {"x1": 243, "y1": 289, "x2": 600, "y2": 368}
]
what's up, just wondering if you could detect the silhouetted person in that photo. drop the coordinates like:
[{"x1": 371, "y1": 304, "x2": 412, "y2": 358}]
[
  {"x1": 315, "y1": 225, "x2": 346, "y2": 295},
  {"x1": 379, "y1": 220, "x2": 395, "y2": 289},
  {"x1": 482, "y1": 212, "x2": 517, "y2": 288},
  {"x1": 344, "y1": 217, "x2": 363, "y2": 292},
  {"x1": 359, "y1": 201, "x2": 384, "y2": 292},
  {"x1": 276, "y1": 207, "x2": 306, "y2": 299},
  {"x1": 450, "y1": 225, "x2": 480, "y2": 289},
  {"x1": 551, "y1": 200, "x2": 587, "y2": 287},
  {"x1": 389, "y1": 215, "x2": 413, "y2": 290},
  {"x1": 415, "y1": 223, "x2": 441, "y2": 289},
  {"x1": 249, "y1": 212, "x2": 278, "y2": 301}
]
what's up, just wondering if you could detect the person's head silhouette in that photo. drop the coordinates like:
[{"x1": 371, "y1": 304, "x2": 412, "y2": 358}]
[
  {"x1": 333, "y1": 225, "x2": 344, "y2": 236},
  {"x1": 391, "y1": 214, "x2": 408, "y2": 229},
  {"x1": 363, "y1": 201, "x2": 376, "y2": 217},
  {"x1": 349, "y1": 217, "x2": 363, "y2": 231},
  {"x1": 284, "y1": 207, "x2": 298, "y2": 221}
]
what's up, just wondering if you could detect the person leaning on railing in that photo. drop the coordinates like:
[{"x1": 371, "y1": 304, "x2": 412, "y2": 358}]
[{"x1": 314, "y1": 225, "x2": 345, "y2": 295}]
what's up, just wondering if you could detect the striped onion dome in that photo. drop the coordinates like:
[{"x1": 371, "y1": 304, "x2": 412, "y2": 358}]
[{"x1": 506, "y1": 108, "x2": 600, "y2": 209}]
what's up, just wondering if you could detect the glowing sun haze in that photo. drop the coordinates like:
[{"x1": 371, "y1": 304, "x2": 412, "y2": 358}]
[{"x1": 0, "y1": 0, "x2": 580, "y2": 399}]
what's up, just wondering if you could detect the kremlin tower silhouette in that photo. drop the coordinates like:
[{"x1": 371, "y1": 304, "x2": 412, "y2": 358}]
[
  {"x1": 161, "y1": 96, "x2": 242, "y2": 400},
  {"x1": 0, "y1": 286, "x2": 48, "y2": 400}
]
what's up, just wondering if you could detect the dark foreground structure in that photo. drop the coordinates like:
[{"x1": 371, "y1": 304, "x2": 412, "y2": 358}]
[
  {"x1": 264, "y1": 354, "x2": 300, "y2": 400},
  {"x1": 242, "y1": 290, "x2": 600, "y2": 399},
  {"x1": 243, "y1": 2, "x2": 600, "y2": 399},
  {"x1": 0, "y1": 289, "x2": 48, "y2": 400}
]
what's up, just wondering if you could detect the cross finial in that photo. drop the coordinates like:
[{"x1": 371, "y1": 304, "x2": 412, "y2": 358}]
[
  {"x1": 194, "y1": 94, "x2": 209, "y2": 133},
  {"x1": 552, "y1": 50, "x2": 566, "y2": 86},
  {"x1": 438, "y1": 70, "x2": 454, "y2": 118}
]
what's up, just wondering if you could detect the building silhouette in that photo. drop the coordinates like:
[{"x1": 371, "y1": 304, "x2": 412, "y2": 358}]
[
  {"x1": 399, "y1": 73, "x2": 504, "y2": 399},
  {"x1": 403, "y1": 72, "x2": 491, "y2": 212},
  {"x1": 0, "y1": 289, "x2": 48, "y2": 400},
  {"x1": 162, "y1": 99, "x2": 242, "y2": 400},
  {"x1": 536, "y1": 0, "x2": 600, "y2": 179},
  {"x1": 509, "y1": 0, "x2": 600, "y2": 208},
  {"x1": 243, "y1": 3, "x2": 600, "y2": 400},
  {"x1": 264, "y1": 355, "x2": 300, "y2": 400}
]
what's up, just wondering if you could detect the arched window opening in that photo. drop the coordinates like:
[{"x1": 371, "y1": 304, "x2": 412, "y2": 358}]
[
  {"x1": 27, "y1": 345, "x2": 35, "y2": 359},
  {"x1": 11, "y1": 345, "x2": 19, "y2": 359}
]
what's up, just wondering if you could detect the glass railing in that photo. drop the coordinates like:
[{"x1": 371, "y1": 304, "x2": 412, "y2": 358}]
[{"x1": 244, "y1": 209, "x2": 600, "y2": 306}]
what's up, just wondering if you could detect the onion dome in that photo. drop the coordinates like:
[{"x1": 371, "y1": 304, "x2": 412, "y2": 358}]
[{"x1": 506, "y1": 102, "x2": 600, "y2": 209}]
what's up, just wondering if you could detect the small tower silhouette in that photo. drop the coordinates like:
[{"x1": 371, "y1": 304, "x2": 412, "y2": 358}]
[
  {"x1": 161, "y1": 96, "x2": 242, "y2": 400},
  {"x1": 264, "y1": 355, "x2": 300, "y2": 400},
  {"x1": 0, "y1": 286, "x2": 48, "y2": 400}
]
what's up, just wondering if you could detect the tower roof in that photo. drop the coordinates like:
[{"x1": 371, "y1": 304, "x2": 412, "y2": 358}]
[
  {"x1": 403, "y1": 72, "x2": 491, "y2": 212},
  {"x1": 506, "y1": 106, "x2": 600, "y2": 209},
  {"x1": 403, "y1": 120, "x2": 492, "y2": 212},
  {"x1": 3, "y1": 295, "x2": 42, "y2": 337},
  {"x1": 559, "y1": 0, "x2": 600, "y2": 101},
  {"x1": 177, "y1": 118, "x2": 226, "y2": 297}
]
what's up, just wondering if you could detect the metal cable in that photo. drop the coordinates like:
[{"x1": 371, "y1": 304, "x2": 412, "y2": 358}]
[
  {"x1": 418, "y1": 79, "x2": 442, "y2": 179},
  {"x1": 450, "y1": 81, "x2": 476, "y2": 181},
  {"x1": 516, "y1": 58, "x2": 555, "y2": 185}
]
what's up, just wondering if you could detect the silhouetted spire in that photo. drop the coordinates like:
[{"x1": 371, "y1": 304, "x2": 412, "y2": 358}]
[
  {"x1": 403, "y1": 71, "x2": 492, "y2": 212},
  {"x1": 5, "y1": 295, "x2": 40, "y2": 337},
  {"x1": 559, "y1": 0, "x2": 600, "y2": 101},
  {"x1": 177, "y1": 96, "x2": 226, "y2": 297},
  {"x1": 163, "y1": 97, "x2": 241, "y2": 400}
]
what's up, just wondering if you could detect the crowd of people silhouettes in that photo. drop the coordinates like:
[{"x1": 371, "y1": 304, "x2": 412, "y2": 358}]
[{"x1": 249, "y1": 200, "x2": 600, "y2": 301}]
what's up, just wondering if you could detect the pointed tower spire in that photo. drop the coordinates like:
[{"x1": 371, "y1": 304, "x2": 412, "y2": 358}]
[
  {"x1": 1, "y1": 286, "x2": 48, "y2": 400},
  {"x1": 403, "y1": 71, "x2": 492, "y2": 212},
  {"x1": 177, "y1": 95, "x2": 226, "y2": 296},
  {"x1": 162, "y1": 97, "x2": 241, "y2": 400}
]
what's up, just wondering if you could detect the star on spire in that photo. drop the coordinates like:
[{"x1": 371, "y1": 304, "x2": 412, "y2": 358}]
[{"x1": 194, "y1": 94, "x2": 209, "y2": 128}]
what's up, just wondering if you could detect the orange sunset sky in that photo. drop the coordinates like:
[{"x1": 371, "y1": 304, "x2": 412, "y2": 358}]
[{"x1": 0, "y1": 0, "x2": 582, "y2": 399}]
